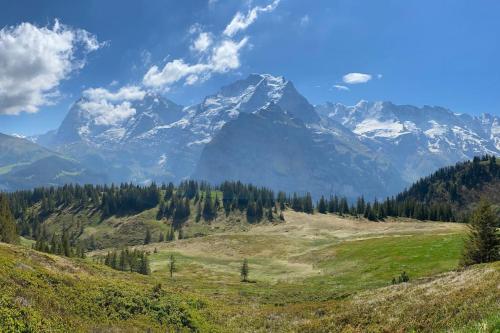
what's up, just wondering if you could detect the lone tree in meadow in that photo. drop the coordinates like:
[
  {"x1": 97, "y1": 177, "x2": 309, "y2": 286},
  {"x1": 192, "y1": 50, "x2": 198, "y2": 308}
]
[
  {"x1": 144, "y1": 228, "x2": 152, "y2": 245},
  {"x1": 461, "y1": 200, "x2": 500, "y2": 266},
  {"x1": 241, "y1": 258, "x2": 249, "y2": 282},
  {"x1": 0, "y1": 194, "x2": 19, "y2": 244},
  {"x1": 169, "y1": 254, "x2": 176, "y2": 278}
]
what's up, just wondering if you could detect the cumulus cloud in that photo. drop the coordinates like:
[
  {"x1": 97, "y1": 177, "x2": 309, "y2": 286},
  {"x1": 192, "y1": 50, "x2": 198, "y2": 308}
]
[
  {"x1": 143, "y1": 59, "x2": 209, "y2": 87},
  {"x1": 0, "y1": 20, "x2": 103, "y2": 115},
  {"x1": 79, "y1": 85, "x2": 145, "y2": 126},
  {"x1": 80, "y1": 100, "x2": 136, "y2": 126},
  {"x1": 143, "y1": 1, "x2": 275, "y2": 89},
  {"x1": 83, "y1": 85, "x2": 146, "y2": 102},
  {"x1": 333, "y1": 84, "x2": 349, "y2": 91},
  {"x1": 342, "y1": 72, "x2": 372, "y2": 84},
  {"x1": 191, "y1": 32, "x2": 213, "y2": 53}
]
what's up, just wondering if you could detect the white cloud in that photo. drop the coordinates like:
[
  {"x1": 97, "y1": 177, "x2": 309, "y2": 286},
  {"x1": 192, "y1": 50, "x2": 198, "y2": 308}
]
[
  {"x1": 342, "y1": 72, "x2": 372, "y2": 84},
  {"x1": 0, "y1": 20, "x2": 103, "y2": 115},
  {"x1": 143, "y1": 1, "x2": 276, "y2": 89},
  {"x1": 80, "y1": 99, "x2": 136, "y2": 126},
  {"x1": 300, "y1": 15, "x2": 310, "y2": 27},
  {"x1": 210, "y1": 38, "x2": 248, "y2": 72},
  {"x1": 333, "y1": 84, "x2": 350, "y2": 91},
  {"x1": 191, "y1": 32, "x2": 213, "y2": 53},
  {"x1": 83, "y1": 85, "x2": 146, "y2": 102},
  {"x1": 79, "y1": 85, "x2": 146, "y2": 126},
  {"x1": 223, "y1": 0, "x2": 280, "y2": 37},
  {"x1": 377, "y1": 74, "x2": 383, "y2": 79},
  {"x1": 143, "y1": 59, "x2": 209, "y2": 87}
]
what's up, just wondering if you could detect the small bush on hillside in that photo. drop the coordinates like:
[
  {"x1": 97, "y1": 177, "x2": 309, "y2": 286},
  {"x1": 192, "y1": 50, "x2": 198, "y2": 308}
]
[{"x1": 391, "y1": 271, "x2": 410, "y2": 284}]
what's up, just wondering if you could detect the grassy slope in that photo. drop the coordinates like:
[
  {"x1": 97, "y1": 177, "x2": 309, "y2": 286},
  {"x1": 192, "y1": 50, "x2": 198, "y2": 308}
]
[
  {"x1": 2, "y1": 211, "x2": 499, "y2": 332},
  {"x1": 0, "y1": 243, "x2": 216, "y2": 332}
]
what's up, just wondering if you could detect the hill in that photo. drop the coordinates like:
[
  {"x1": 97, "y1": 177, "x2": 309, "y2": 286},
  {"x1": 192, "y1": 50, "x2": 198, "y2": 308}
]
[
  {"x1": 394, "y1": 155, "x2": 500, "y2": 220},
  {"x1": 0, "y1": 133, "x2": 106, "y2": 191}
]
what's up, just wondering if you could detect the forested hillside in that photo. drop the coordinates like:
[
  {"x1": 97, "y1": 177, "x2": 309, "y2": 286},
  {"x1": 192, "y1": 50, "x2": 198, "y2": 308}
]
[
  {"x1": 6, "y1": 181, "x2": 318, "y2": 252},
  {"x1": 392, "y1": 155, "x2": 500, "y2": 221},
  {"x1": 5, "y1": 155, "x2": 499, "y2": 255}
]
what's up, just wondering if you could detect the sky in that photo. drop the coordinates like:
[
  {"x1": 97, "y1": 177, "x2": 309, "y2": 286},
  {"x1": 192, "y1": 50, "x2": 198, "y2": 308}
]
[{"x1": 0, "y1": 0, "x2": 499, "y2": 136}]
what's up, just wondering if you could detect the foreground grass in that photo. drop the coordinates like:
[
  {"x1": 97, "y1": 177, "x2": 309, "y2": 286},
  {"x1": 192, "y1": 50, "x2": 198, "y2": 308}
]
[
  {"x1": 0, "y1": 243, "x2": 216, "y2": 332},
  {"x1": 1, "y1": 212, "x2": 499, "y2": 332}
]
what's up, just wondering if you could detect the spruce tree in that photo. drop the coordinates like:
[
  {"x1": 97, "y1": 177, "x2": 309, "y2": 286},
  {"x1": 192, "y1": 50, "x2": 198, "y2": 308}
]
[
  {"x1": 0, "y1": 194, "x2": 19, "y2": 244},
  {"x1": 240, "y1": 258, "x2": 249, "y2": 282},
  {"x1": 169, "y1": 254, "x2": 176, "y2": 278},
  {"x1": 318, "y1": 196, "x2": 327, "y2": 214},
  {"x1": 461, "y1": 201, "x2": 500, "y2": 266},
  {"x1": 144, "y1": 229, "x2": 152, "y2": 245}
]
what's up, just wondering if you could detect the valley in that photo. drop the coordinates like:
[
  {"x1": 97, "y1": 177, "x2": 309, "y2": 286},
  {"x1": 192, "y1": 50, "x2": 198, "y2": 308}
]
[{"x1": 1, "y1": 3, "x2": 499, "y2": 332}]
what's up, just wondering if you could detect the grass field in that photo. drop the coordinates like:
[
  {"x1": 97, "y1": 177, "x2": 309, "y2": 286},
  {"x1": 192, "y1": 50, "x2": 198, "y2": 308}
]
[{"x1": 2, "y1": 210, "x2": 499, "y2": 332}]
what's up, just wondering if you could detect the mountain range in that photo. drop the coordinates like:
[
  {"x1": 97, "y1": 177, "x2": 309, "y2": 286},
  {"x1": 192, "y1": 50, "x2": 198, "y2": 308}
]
[{"x1": 2, "y1": 73, "x2": 497, "y2": 198}]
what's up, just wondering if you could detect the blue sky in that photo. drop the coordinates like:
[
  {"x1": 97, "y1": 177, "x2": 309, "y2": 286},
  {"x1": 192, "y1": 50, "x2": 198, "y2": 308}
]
[{"x1": 0, "y1": 0, "x2": 499, "y2": 136}]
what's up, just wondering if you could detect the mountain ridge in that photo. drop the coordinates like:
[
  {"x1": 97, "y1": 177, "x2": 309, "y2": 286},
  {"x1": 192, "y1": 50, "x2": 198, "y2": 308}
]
[{"x1": 15, "y1": 73, "x2": 500, "y2": 197}]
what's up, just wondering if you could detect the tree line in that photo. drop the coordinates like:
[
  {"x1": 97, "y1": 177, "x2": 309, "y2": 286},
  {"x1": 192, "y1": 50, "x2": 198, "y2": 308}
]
[{"x1": 99, "y1": 248, "x2": 151, "y2": 275}]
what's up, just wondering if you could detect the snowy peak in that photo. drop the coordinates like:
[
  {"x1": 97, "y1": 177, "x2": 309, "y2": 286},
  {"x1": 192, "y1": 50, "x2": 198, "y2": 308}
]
[
  {"x1": 199, "y1": 73, "x2": 319, "y2": 123},
  {"x1": 55, "y1": 93, "x2": 184, "y2": 145},
  {"x1": 316, "y1": 100, "x2": 499, "y2": 183}
]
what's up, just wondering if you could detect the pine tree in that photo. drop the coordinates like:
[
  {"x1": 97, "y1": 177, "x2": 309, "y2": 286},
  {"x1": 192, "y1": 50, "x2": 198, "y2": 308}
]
[
  {"x1": 144, "y1": 229, "x2": 152, "y2": 245},
  {"x1": 461, "y1": 201, "x2": 500, "y2": 266},
  {"x1": 0, "y1": 194, "x2": 19, "y2": 244},
  {"x1": 139, "y1": 253, "x2": 151, "y2": 275},
  {"x1": 169, "y1": 254, "x2": 176, "y2": 278},
  {"x1": 303, "y1": 193, "x2": 314, "y2": 214},
  {"x1": 240, "y1": 258, "x2": 249, "y2": 282},
  {"x1": 61, "y1": 229, "x2": 71, "y2": 257},
  {"x1": 266, "y1": 208, "x2": 274, "y2": 221},
  {"x1": 202, "y1": 191, "x2": 215, "y2": 221},
  {"x1": 317, "y1": 196, "x2": 327, "y2": 214}
]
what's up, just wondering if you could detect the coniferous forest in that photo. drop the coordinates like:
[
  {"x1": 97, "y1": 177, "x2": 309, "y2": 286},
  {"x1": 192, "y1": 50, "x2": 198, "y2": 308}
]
[{"x1": 3, "y1": 155, "x2": 499, "y2": 251}]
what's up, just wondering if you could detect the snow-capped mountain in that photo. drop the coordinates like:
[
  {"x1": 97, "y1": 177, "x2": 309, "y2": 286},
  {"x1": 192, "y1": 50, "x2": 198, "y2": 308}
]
[
  {"x1": 316, "y1": 101, "x2": 500, "y2": 182},
  {"x1": 175, "y1": 73, "x2": 319, "y2": 147},
  {"x1": 27, "y1": 73, "x2": 499, "y2": 197},
  {"x1": 194, "y1": 103, "x2": 403, "y2": 199},
  {"x1": 52, "y1": 92, "x2": 184, "y2": 146}
]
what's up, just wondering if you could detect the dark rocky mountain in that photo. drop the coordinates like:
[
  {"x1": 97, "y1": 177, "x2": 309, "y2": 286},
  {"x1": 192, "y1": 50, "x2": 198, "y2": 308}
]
[{"x1": 194, "y1": 104, "x2": 402, "y2": 199}]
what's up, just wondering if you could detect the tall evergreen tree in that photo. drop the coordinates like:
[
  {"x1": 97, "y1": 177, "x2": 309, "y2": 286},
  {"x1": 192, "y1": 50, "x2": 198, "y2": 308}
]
[
  {"x1": 169, "y1": 254, "x2": 176, "y2": 278},
  {"x1": 144, "y1": 228, "x2": 152, "y2": 245},
  {"x1": 0, "y1": 194, "x2": 19, "y2": 244},
  {"x1": 317, "y1": 196, "x2": 327, "y2": 214},
  {"x1": 240, "y1": 258, "x2": 249, "y2": 282},
  {"x1": 461, "y1": 201, "x2": 500, "y2": 266}
]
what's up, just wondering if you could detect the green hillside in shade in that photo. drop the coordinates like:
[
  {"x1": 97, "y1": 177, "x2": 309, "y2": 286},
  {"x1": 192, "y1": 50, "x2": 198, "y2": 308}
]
[{"x1": 0, "y1": 133, "x2": 107, "y2": 191}]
